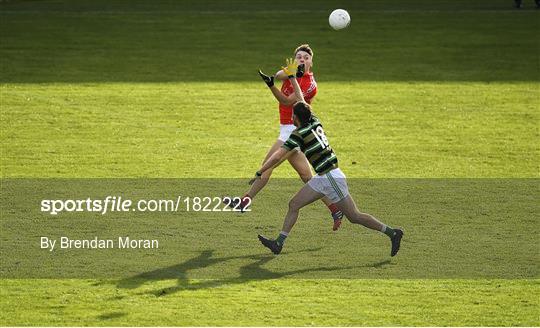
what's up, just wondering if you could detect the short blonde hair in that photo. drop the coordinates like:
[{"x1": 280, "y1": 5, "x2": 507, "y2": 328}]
[{"x1": 294, "y1": 44, "x2": 313, "y2": 58}]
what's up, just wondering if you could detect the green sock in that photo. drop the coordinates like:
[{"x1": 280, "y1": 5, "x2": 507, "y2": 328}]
[
  {"x1": 381, "y1": 225, "x2": 396, "y2": 238},
  {"x1": 276, "y1": 232, "x2": 288, "y2": 246}
]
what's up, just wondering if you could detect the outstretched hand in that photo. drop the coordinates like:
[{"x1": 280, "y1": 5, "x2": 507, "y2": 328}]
[
  {"x1": 258, "y1": 70, "x2": 274, "y2": 87},
  {"x1": 282, "y1": 59, "x2": 305, "y2": 78},
  {"x1": 282, "y1": 58, "x2": 297, "y2": 78}
]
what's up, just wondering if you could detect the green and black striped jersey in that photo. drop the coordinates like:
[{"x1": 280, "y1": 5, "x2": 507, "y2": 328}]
[{"x1": 282, "y1": 114, "x2": 338, "y2": 175}]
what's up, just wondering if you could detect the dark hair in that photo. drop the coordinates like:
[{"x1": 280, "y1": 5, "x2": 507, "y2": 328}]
[
  {"x1": 294, "y1": 44, "x2": 313, "y2": 58},
  {"x1": 293, "y1": 102, "x2": 312, "y2": 125}
]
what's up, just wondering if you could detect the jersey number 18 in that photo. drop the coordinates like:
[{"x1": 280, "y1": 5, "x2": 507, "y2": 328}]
[{"x1": 312, "y1": 126, "x2": 329, "y2": 149}]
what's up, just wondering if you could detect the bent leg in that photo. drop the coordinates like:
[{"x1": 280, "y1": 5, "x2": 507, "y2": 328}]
[
  {"x1": 336, "y1": 195, "x2": 403, "y2": 256},
  {"x1": 335, "y1": 195, "x2": 385, "y2": 231},
  {"x1": 282, "y1": 183, "x2": 324, "y2": 233},
  {"x1": 288, "y1": 152, "x2": 338, "y2": 210},
  {"x1": 287, "y1": 150, "x2": 313, "y2": 182}
]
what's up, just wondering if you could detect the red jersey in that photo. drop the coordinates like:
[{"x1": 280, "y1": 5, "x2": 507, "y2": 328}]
[{"x1": 279, "y1": 72, "x2": 317, "y2": 125}]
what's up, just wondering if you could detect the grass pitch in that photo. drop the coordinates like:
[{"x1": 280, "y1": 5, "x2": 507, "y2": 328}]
[
  {"x1": 1, "y1": 0, "x2": 539, "y2": 326},
  {"x1": 2, "y1": 82, "x2": 538, "y2": 178}
]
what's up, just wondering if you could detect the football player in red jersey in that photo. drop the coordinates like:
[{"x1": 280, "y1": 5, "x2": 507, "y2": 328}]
[{"x1": 234, "y1": 45, "x2": 343, "y2": 231}]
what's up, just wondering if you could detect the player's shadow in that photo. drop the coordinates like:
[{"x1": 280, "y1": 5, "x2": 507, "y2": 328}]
[{"x1": 116, "y1": 247, "x2": 370, "y2": 296}]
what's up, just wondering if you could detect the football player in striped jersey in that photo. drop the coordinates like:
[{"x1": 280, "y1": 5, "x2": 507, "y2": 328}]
[
  {"x1": 235, "y1": 44, "x2": 343, "y2": 230},
  {"x1": 253, "y1": 60, "x2": 403, "y2": 257}
]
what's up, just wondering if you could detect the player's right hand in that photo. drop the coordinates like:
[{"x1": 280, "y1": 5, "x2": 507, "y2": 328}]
[
  {"x1": 258, "y1": 70, "x2": 274, "y2": 87},
  {"x1": 282, "y1": 58, "x2": 297, "y2": 78}
]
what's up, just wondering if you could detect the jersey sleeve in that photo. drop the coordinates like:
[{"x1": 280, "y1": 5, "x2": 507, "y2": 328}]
[{"x1": 282, "y1": 131, "x2": 303, "y2": 151}]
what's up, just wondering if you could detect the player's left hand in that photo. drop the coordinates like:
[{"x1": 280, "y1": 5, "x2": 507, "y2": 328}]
[
  {"x1": 282, "y1": 58, "x2": 297, "y2": 78},
  {"x1": 258, "y1": 70, "x2": 274, "y2": 87},
  {"x1": 296, "y1": 63, "x2": 305, "y2": 78}
]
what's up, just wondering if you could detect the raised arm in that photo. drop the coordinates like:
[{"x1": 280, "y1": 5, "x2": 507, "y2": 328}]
[
  {"x1": 274, "y1": 69, "x2": 289, "y2": 81},
  {"x1": 258, "y1": 59, "x2": 305, "y2": 106},
  {"x1": 282, "y1": 58, "x2": 305, "y2": 103},
  {"x1": 258, "y1": 70, "x2": 298, "y2": 106}
]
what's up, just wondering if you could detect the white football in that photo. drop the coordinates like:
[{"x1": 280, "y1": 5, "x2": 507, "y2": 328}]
[{"x1": 329, "y1": 9, "x2": 351, "y2": 30}]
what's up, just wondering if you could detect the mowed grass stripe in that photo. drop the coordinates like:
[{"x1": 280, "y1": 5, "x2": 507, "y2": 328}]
[
  {"x1": 2, "y1": 82, "x2": 537, "y2": 178},
  {"x1": 1, "y1": 3, "x2": 538, "y2": 83},
  {"x1": 0, "y1": 279, "x2": 538, "y2": 326}
]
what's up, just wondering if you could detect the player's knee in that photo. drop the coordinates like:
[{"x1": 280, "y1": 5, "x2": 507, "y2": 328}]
[
  {"x1": 344, "y1": 210, "x2": 362, "y2": 224},
  {"x1": 345, "y1": 214, "x2": 356, "y2": 223},
  {"x1": 288, "y1": 198, "x2": 301, "y2": 211}
]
